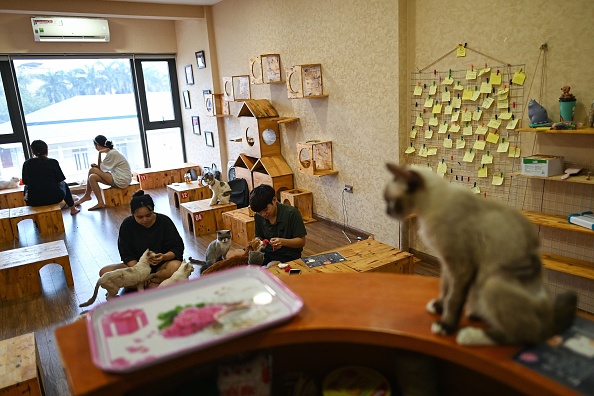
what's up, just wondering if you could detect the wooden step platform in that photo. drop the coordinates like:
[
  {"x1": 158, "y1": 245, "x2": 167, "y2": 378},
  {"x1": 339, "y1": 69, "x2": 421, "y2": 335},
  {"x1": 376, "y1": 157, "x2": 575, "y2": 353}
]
[
  {"x1": 9, "y1": 204, "x2": 64, "y2": 240},
  {"x1": 222, "y1": 207, "x2": 255, "y2": 246},
  {"x1": 99, "y1": 180, "x2": 140, "y2": 207},
  {"x1": 0, "y1": 240, "x2": 72, "y2": 301},
  {"x1": 180, "y1": 199, "x2": 236, "y2": 237},
  {"x1": 0, "y1": 185, "x2": 25, "y2": 209},
  {"x1": 166, "y1": 181, "x2": 212, "y2": 209},
  {"x1": 134, "y1": 163, "x2": 200, "y2": 190},
  {"x1": 0, "y1": 333, "x2": 45, "y2": 396}
]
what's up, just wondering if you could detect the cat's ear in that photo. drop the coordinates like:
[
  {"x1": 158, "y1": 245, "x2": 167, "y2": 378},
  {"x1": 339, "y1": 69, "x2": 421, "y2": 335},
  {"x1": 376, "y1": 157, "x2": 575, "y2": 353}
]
[{"x1": 386, "y1": 163, "x2": 424, "y2": 193}]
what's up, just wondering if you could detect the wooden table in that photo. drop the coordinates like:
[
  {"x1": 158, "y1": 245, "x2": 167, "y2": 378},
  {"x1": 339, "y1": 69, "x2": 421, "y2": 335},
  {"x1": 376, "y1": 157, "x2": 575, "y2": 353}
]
[
  {"x1": 166, "y1": 181, "x2": 211, "y2": 209},
  {"x1": 268, "y1": 238, "x2": 414, "y2": 276},
  {"x1": 54, "y1": 274, "x2": 580, "y2": 396}
]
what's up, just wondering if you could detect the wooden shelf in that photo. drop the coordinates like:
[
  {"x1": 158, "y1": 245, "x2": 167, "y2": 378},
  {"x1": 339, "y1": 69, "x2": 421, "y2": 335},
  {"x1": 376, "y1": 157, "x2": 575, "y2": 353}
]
[
  {"x1": 270, "y1": 116, "x2": 299, "y2": 124},
  {"x1": 517, "y1": 127, "x2": 594, "y2": 135},
  {"x1": 522, "y1": 210, "x2": 594, "y2": 235},
  {"x1": 542, "y1": 253, "x2": 594, "y2": 281},
  {"x1": 309, "y1": 169, "x2": 339, "y2": 177},
  {"x1": 512, "y1": 173, "x2": 594, "y2": 185},
  {"x1": 289, "y1": 94, "x2": 329, "y2": 99}
]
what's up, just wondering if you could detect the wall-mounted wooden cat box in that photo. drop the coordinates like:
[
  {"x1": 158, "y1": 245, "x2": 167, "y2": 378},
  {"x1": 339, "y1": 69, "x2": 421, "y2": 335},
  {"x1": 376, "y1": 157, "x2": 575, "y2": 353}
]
[
  {"x1": 297, "y1": 140, "x2": 338, "y2": 177},
  {"x1": 223, "y1": 75, "x2": 251, "y2": 102},
  {"x1": 238, "y1": 99, "x2": 281, "y2": 158},
  {"x1": 249, "y1": 54, "x2": 283, "y2": 84},
  {"x1": 286, "y1": 64, "x2": 328, "y2": 99},
  {"x1": 232, "y1": 153, "x2": 257, "y2": 191},
  {"x1": 204, "y1": 93, "x2": 227, "y2": 117},
  {"x1": 252, "y1": 155, "x2": 294, "y2": 196}
]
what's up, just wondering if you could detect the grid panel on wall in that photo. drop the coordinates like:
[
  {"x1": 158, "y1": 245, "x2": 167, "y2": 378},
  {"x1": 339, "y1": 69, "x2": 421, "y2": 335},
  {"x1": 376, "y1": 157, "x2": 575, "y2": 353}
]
[{"x1": 408, "y1": 64, "x2": 524, "y2": 201}]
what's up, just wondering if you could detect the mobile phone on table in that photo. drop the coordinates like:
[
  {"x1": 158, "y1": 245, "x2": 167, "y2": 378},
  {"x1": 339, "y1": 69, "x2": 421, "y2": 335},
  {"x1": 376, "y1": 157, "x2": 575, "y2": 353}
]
[{"x1": 289, "y1": 268, "x2": 301, "y2": 275}]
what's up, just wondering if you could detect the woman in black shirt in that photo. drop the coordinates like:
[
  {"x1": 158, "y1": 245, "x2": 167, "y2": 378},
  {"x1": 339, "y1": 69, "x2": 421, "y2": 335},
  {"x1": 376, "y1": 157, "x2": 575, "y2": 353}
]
[{"x1": 21, "y1": 140, "x2": 80, "y2": 215}]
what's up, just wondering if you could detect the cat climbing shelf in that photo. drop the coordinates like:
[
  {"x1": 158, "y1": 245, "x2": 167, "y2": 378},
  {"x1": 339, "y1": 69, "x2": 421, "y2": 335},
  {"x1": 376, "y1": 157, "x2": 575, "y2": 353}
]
[
  {"x1": 249, "y1": 54, "x2": 283, "y2": 85},
  {"x1": 517, "y1": 127, "x2": 594, "y2": 135},
  {"x1": 204, "y1": 93, "x2": 231, "y2": 117},
  {"x1": 286, "y1": 64, "x2": 328, "y2": 99},
  {"x1": 297, "y1": 140, "x2": 338, "y2": 177}
]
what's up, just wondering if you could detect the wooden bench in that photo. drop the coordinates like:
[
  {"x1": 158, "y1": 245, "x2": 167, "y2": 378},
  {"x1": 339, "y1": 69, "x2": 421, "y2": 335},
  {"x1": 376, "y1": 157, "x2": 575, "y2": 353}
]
[
  {"x1": 166, "y1": 181, "x2": 212, "y2": 209},
  {"x1": 0, "y1": 240, "x2": 73, "y2": 301},
  {"x1": 0, "y1": 208, "x2": 11, "y2": 242},
  {"x1": 0, "y1": 333, "x2": 45, "y2": 396},
  {"x1": 180, "y1": 199, "x2": 236, "y2": 237},
  {"x1": 222, "y1": 207, "x2": 255, "y2": 246},
  {"x1": 134, "y1": 163, "x2": 200, "y2": 190},
  {"x1": 9, "y1": 204, "x2": 64, "y2": 240},
  {"x1": 99, "y1": 180, "x2": 140, "y2": 207},
  {"x1": 0, "y1": 185, "x2": 25, "y2": 209}
]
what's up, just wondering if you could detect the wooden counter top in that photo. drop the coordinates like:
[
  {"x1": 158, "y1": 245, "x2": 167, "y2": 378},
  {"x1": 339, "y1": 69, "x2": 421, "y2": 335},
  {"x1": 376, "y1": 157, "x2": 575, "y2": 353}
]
[{"x1": 55, "y1": 273, "x2": 579, "y2": 396}]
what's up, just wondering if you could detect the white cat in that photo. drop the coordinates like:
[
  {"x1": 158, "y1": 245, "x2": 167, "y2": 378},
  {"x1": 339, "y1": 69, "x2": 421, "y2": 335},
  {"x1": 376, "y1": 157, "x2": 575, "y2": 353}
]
[
  {"x1": 79, "y1": 249, "x2": 156, "y2": 307},
  {"x1": 0, "y1": 177, "x2": 19, "y2": 190},
  {"x1": 202, "y1": 172, "x2": 232, "y2": 206},
  {"x1": 159, "y1": 260, "x2": 194, "y2": 287},
  {"x1": 384, "y1": 164, "x2": 577, "y2": 345}
]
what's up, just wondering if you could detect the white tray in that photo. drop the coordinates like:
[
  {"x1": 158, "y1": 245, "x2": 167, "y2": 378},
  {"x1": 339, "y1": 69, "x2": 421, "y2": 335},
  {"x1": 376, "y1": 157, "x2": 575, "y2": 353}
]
[{"x1": 86, "y1": 266, "x2": 303, "y2": 373}]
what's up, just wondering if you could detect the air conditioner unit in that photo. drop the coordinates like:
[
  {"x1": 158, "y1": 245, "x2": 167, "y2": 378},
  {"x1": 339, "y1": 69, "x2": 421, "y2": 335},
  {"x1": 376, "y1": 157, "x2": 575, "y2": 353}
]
[{"x1": 31, "y1": 16, "x2": 110, "y2": 42}]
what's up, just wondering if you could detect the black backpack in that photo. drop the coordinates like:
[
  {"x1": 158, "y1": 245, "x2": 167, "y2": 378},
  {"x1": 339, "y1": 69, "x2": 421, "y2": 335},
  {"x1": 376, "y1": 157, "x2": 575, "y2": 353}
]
[{"x1": 228, "y1": 178, "x2": 250, "y2": 208}]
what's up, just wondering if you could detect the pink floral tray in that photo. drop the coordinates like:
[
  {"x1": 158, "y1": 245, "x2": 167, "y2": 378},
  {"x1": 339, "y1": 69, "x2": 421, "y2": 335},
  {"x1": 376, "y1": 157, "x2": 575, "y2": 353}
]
[{"x1": 85, "y1": 266, "x2": 303, "y2": 373}]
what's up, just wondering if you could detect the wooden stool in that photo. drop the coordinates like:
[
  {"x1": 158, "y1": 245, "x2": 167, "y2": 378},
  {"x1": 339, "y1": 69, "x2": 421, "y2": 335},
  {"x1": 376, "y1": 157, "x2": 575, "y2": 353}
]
[
  {"x1": 0, "y1": 240, "x2": 73, "y2": 301},
  {"x1": 9, "y1": 204, "x2": 64, "y2": 240},
  {"x1": 167, "y1": 182, "x2": 212, "y2": 209},
  {"x1": 0, "y1": 209, "x2": 11, "y2": 242},
  {"x1": 0, "y1": 333, "x2": 45, "y2": 396},
  {"x1": 0, "y1": 185, "x2": 25, "y2": 209},
  {"x1": 100, "y1": 180, "x2": 140, "y2": 207},
  {"x1": 180, "y1": 199, "x2": 236, "y2": 237},
  {"x1": 280, "y1": 189, "x2": 315, "y2": 223},
  {"x1": 222, "y1": 207, "x2": 255, "y2": 246}
]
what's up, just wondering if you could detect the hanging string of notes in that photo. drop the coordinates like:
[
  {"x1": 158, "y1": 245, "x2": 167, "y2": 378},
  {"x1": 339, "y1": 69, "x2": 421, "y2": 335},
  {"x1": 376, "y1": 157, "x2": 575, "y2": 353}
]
[{"x1": 408, "y1": 56, "x2": 526, "y2": 200}]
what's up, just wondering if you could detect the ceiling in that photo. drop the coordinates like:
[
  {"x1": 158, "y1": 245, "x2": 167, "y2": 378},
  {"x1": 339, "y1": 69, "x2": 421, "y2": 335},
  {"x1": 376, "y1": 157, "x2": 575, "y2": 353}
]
[{"x1": 101, "y1": 0, "x2": 223, "y2": 5}]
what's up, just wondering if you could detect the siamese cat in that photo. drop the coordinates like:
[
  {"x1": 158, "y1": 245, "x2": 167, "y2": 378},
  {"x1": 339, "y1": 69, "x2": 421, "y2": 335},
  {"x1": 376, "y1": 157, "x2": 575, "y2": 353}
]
[
  {"x1": 384, "y1": 163, "x2": 577, "y2": 345},
  {"x1": 79, "y1": 249, "x2": 156, "y2": 307},
  {"x1": 159, "y1": 260, "x2": 194, "y2": 288},
  {"x1": 201, "y1": 238, "x2": 266, "y2": 275},
  {"x1": 195, "y1": 230, "x2": 233, "y2": 274},
  {"x1": 202, "y1": 172, "x2": 232, "y2": 206}
]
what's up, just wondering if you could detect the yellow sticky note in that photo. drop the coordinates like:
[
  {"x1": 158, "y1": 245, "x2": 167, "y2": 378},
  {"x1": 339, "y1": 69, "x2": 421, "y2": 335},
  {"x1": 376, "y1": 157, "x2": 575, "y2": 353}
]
[
  {"x1": 438, "y1": 123, "x2": 448, "y2": 134},
  {"x1": 414, "y1": 85, "x2": 423, "y2": 96},
  {"x1": 452, "y1": 97, "x2": 462, "y2": 108},
  {"x1": 425, "y1": 128, "x2": 434, "y2": 138},
  {"x1": 463, "y1": 125, "x2": 473, "y2": 135},
  {"x1": 471, "y1": 185, "x2": 481, "y2": 194},
  {"x1": 462, "y1": 111, "x2": 472, "y2": 122},
  {"x1": 478, "y1": 67, "x2": 490, "y2": 77},
  {"x1": 463, "y1": 150, "x2": 475, "y2": 162},
  {"x1": 466, "y1": 69, "x2": 477, "y2": 80},
  {"x1": 475, "y1": 125, "x2": 488, "y2": 135},
  {"x1": 437, "y1": 161, "x2": 447, "y2": 174},
  {"x1": 473, "y1": 140, "x2": 486, "y2": 150},
  {"x1": 512, "y1": 69, "x2": 526, "y2": 85},
  {"x1": 471, "y1": 90, "x2": 481, "y2": 101},
  {"x1": 429, "y1": 85, "x2": 437, "y2": 95},
  {"x1": 457, "y1": 45, "x2": 466, "y2": 57},
  {"x1": 432, "y1": 103, "x2": 442, "y2": 114},
  {"x1": 486, "y1": 132, "x2": 499, "y2": 144},
  {"x1": 492, "y1": 174, "x2": 504, "y2": 186},
  {"x1": 499, "y1": 111, "x2": 512, "y2": 120},
  {"x1": 508, "y1": 146, "x2": 521, "y2": 158},
  {"x1": 418, "y1": 146, "x2": 428, "y2": 157},
  {"x1": 490, "y1": 71, "x2": 502, "y2": 85},
  {"x1": 472, "y1": 109, "x2": 483, "y2": 121},
  {"x1": 449, "y1": 123, "x2": 460, "y2": 133},
  {"x1": 405, "y1": 146, "x2": 416, "y2": 154},
  {"x1": 429, "y1": 116, "x2": 439, "y2": 127},
  {"x1": 453, "y1": 82, "x2": 464, "y2": 91},
  {"x1": 478, "y1": 166, "x2": 488, "y2": 178},
  {"x1": 456, "y1": 138, "x2": 466, "y2": 149},
  {"x1": 442, "y1": 76, "x2": 454, "y2": 85},
  {"x1": 497, "y1": 91, "x2": 509, "y2": 100},
  {"x1": 451, "y1": 111, "x2": 460, "y2": 122},
  {"x1": 462, "y1": 89, "x2": 473, "y2": 100},
  {"x1": 496, "y1": 87, "x2": 509, "y2": 96},
  {"x1": 506, "y1": 118, "x2": 519, "y2": 129},
  {"x1": 415, "y1": 115, "x2": 424, "y2": 127},
  {"x1": 487, "y1": 118, "x2": 502, "y2": 129},
  {"x1": 514, "y1": 147, "x2": 521, "y2": 158},
  {"x1": 427, "y1": 147, "x2": 438, "y2": 156},
  {"x1": 482, "y1": 97, "x2": 494, "y2": 109},
  {"x1": 444, "y1": 105, "x2": 453, "y2": 115},
  {"x1": 481, "y1": 153, "x2": 494, "y2": 164},
  {"x1": 424, "y1": 97, "x2": 434, "y2": 107},
  {"x1": 443, "y1": 138, "x2": 453, "y2": 148},
  {"x1": 497, "y1": 140, "x2": 509, "y2": 153},
  {"x1": 480, "y1": 82, "x2": 492, "y2": 94},
  {"x1": 497, "y1": 99, "x2": 509, "y2": 109},
  {"x1": 442, "y1": 91, "x2": 451, "y2": 102},
  {"x1": 409, "y1": 128, "x2": 418, "y2": 139}
]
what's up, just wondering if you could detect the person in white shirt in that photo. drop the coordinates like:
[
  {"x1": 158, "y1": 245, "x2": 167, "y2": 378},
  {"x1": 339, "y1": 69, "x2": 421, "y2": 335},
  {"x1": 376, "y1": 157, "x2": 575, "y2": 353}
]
[{"x1": 74, "y1": 134, "x2": 132, "y2": 210}]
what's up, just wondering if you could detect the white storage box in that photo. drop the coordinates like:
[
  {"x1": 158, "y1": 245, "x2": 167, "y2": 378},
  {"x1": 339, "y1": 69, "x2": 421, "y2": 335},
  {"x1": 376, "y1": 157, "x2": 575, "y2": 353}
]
[{"x1": 521, "y1": 155, "x2": 564, "y2": 177}]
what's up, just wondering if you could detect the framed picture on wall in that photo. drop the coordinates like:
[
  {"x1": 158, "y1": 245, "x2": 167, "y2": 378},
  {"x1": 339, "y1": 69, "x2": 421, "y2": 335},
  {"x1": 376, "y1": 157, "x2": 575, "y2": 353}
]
[
  {"x1": 196, "y1": 51, "x2": 206, "y2": 69},
  {"x1": 205, "y1": 131, "x2": 215, "y2": 147},
  {"x1": 183, "y1": 90, "x2": 191, "y2": 109},
  {"x1": 192, "y1": 116, "x2": 201, "y2": 135},
  {"x1": 185, "y1": 65, "x2": 194, "y2": 85}
]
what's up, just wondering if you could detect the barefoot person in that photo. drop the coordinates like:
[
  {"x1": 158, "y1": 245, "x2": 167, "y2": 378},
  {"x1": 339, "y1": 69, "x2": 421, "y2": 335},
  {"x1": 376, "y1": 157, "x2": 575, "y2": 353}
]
[
  {"x1": 22, "y1": 140, "x2": 80, "y2": 215},
  {"x1": 99, "y1": 191, "x2": 184, "y2": 289},
  {"x1": 74, "y1": 135, "x2": 132, "y2": 210}
]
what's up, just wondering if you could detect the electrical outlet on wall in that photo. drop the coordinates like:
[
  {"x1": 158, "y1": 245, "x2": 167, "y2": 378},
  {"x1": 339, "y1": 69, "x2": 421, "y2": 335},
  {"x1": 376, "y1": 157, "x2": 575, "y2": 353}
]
[{"x1": 344, "y1": 184, "x2": 353, "y2": 193}]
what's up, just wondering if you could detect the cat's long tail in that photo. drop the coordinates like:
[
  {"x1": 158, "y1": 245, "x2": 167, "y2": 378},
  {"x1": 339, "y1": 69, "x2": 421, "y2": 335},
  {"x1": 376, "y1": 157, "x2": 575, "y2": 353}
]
[
  {"x1": 552, "y1": 291, "x2": 578, "y2": 335},
  {"x1": 79, "y1": 281, "x2": 101, "y2": 308}
]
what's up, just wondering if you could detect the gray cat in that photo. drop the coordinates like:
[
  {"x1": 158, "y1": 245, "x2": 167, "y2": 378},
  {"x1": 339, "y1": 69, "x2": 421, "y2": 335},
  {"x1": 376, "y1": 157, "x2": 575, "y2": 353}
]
[
  {"x1": 196, "y1": 230, "x2": 232, "y2": 274},
  {"x1": 384, "y1": 164, "x2": 577, "y2": 345}
]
